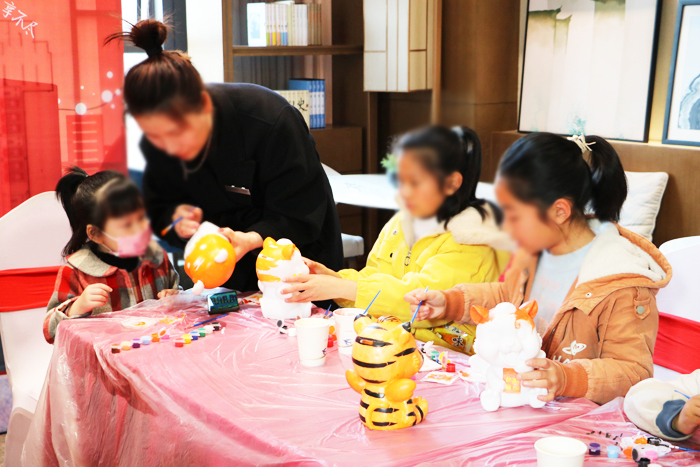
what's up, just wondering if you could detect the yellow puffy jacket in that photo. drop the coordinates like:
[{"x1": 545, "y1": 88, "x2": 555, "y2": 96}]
[{"x1": 336, "y1": 203, "x2": 512, "y2": 354}]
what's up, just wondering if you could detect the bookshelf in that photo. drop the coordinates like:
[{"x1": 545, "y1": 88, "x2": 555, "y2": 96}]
[{"x1": 221, "y1": 0, "x2": 378, "y2": 255}]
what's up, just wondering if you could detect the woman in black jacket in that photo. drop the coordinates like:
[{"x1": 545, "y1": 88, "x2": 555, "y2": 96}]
[{"x1": 108, "y1": 19, "x2": 343, "y2": 292}]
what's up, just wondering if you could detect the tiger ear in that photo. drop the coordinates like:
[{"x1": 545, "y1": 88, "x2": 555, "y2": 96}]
[
  {"x1": 519, "y1": 300, "x2": 538, "y2": 319},
  {"x1": 391, "y1": 323, "x2": 412, "y2": 346},
  {"x1": 281, "y1": 244, "x2": 295, "y2": 260},
  {"x1": 470, "y1": 305, "x2": 491, "y2": 324},
  {"x1": 263, "y1": 237, "x2": 276, "y2": 249},
  {"x1": 354, "y1": 315, "x2": 373, "y2": 334}
]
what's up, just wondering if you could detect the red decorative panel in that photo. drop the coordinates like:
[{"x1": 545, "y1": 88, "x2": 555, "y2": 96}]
[{"x1": 0, "y1": 0, "x2": 125, "y2": 216}]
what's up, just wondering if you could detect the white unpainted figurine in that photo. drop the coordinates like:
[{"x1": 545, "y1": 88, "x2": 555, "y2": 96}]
[
  {"x1": 469, "y1": 301, "x2": 547, "y2": 412},
  {"x1": 255, "y1": 237, "x2": 312, "y2": 320}
]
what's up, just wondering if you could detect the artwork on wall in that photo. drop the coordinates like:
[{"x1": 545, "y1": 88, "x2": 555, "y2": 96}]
[
  {"x1": 518, "y1": 0, "x2": 661, "y2": 142},
  {"x1": 663, "y1": 0, "x2": 700, "y2": 147}
]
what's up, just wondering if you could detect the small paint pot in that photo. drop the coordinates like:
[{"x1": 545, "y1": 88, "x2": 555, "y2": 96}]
[
  {"x1": 588, "y1": 442, "x2": 601, "y2": 456},
  {"x1": 111, "y1": 343, "x2": 121, "y2": 354},
  {"x1": 141, "y1": 336, "x2": 152, "y2": 345},
  {"x1": 197, "y1": 329, "x2": 206, "y2": 337},
  {"x1": 121, "y1": 341, "x2": 132, "y2": 351},
  {"x1": 175, "y1": 339, "x2": 185, "y2": 347},
  {"x1": 161, "y1": 334, "x2": 170, "y2": 340},
  {"x1": 607, "y1": 445, "x2": 620, "y2": 458},
  {"x1": 446, "y1": 363, "x2": 456, "y2": 373}
]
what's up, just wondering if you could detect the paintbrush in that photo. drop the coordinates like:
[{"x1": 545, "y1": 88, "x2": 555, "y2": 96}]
[{"x1": 160, "y1": 206, "x2": 199, "y2": 236}]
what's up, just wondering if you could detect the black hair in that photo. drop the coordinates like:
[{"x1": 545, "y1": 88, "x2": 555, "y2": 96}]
[
  {"x1": 498, "y1": 132, "x2": 627, "y2": 223},
  {"x1": 393, "y1": 125, "x2": 493, "y2": 226},
  {"x1": 55, "y1": 166, "x2": 144, "y2": 256},
  {"x1": 105, "y1": 19, "x2": 205, "y2": 118}
]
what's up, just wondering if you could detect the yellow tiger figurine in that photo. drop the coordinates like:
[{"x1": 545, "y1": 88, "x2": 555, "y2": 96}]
[{"x1": 346, "y1": 315, "x2": 428, "y2": 430}]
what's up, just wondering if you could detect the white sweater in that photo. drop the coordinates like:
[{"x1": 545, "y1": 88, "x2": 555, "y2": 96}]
[{"x1": 624, "y1": 370, "x2": 700, "y2": 441}]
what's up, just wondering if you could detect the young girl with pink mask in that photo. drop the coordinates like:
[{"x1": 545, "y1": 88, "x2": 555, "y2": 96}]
[{"x1": 44, "y1": 167, "x2": 180, "y2": 343}]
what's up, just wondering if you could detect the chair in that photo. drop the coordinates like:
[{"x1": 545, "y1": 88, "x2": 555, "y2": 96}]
[
  {"x1": 322, "y1": 164, "x2": 365, "y2": 266},
  {"x1": 653, "y1": 237, "x2": 700, "y2": 381},
  {"x1": 0, "y1": 192, "x2": 71, "y2": 465}
]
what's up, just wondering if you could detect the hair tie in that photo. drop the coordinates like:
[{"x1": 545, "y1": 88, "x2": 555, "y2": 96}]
[
  {"x1": 146, "y1": 45, "x2": 163, "y2": 58},
  {"x1": 451, "y1": 126, "x2": 464, "y2": 139},
  {"x1": 567, "y1": 134, "x2": 595, "y2": 154}
]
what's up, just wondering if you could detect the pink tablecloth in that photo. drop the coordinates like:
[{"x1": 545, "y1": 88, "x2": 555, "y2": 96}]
[
  {"x1": 23, "y1": 294, "x2": 601, "y2": 467},
  {"x1": 417, "y1": 398, "x2": 700, "y2": 466}
]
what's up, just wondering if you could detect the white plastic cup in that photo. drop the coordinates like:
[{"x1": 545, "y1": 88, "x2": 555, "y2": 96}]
[
  {"x1": 333, "y1": 308, "x2": 362, "y2": 355},
  {"x1": 534, "y1": 436, "x2": 586, "y2": 467},
  {"x1": 294, "y1": 318, "x2": 331, "y2": 367}
]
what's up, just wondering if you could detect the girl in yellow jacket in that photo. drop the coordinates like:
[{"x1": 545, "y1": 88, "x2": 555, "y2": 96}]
[{"x1": 282, "y1": 125, "x2": 513, "y2": 353}]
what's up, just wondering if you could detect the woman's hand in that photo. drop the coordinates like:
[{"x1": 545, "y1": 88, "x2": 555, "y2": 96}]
[
  {"x1": 218, "y1": 228, "x2": 263, "y2": 259},
  {"x1": 282, "y1": 275, "x2": 357, "y2": 303},
  {"x1": 172, "y1": 204, "x2": 203, "y2": 239},
  {"x1": 518, "y1": 358, "x2": 566, "y2": 402},
  {"x1": 303, "y1": 257, "x2": 341, "y2": 277},
  {"x1": 404, "y1": 289, "x2": 446, "y2": 321},
  {"x1": 157, "y1": 289, "x2": 180, "y2": 299},
  {"x1": 674, "y1": 395, "x2": 700, "y2": 435},
  {"x1": 70, "y1": 283, "x2": 113, "y2": 316}
]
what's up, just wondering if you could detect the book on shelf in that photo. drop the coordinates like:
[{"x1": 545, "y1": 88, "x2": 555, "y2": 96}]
[
  {"x1": 289, "y1": 79, "x2": 325, "y2": 129},
  {"x1": 275, "y1": 90, "x2": 310, "y2": 128},
  {"x1": 246, "y1": 2, "x2": 320, "y2": 47}
]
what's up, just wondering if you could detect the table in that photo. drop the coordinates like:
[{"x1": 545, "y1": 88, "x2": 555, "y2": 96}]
[
  {"x1": 327, "y1": 174, "x2": 400, "y2": 210},
  {"x1": 23, "y1": 294, "x2": 672, "y2": 467},
  {"x1": 326, "y1": 173, "x2": 498, "y2": 211}
]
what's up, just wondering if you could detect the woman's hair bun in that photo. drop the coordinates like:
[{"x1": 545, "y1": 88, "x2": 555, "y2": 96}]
[{"x1": 106, "y1": 19, "x2": 168, "y2": 58}]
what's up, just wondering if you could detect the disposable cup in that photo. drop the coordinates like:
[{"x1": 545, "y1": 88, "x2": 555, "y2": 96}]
[
  {"x1": 295, "y1": 318, "x2": 331, "y2": 367},
  {"x1": 534, "y1": 436, "x2": 586, "y2": 467},
  {"x1": 334, "y1": 308, "x2": 362, "y2": 355}
]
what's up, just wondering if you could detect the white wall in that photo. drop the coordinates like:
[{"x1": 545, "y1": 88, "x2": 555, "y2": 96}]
[{"x1": 185, "y1": 0, "x2": 224, "y2": 83}]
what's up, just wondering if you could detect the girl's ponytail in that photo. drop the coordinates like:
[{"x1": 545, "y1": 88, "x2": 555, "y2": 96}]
[
  {"x1": 55, "y1": 167, "x2": 143, "y2": 256},
  {"x1": 498, "y1": 132, "x2": 628, "y2": 225},
  {"x1": 448, "y1": 126, "x2": 488, "y2": 222},
  {"x1": 55, "y1": 166, "x2": 89, "y2": 231},
  {"x1": 585, "y1": 136, "x2": 627, "y2": 223}
]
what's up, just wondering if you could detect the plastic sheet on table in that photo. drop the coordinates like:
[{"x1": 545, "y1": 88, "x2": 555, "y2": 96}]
[
  {"x1": 415, "y1": 398, "x2": 700, "y2": 467},
  {"x1": 23, "y1": 298, "x2": 599, "y2": 467}
]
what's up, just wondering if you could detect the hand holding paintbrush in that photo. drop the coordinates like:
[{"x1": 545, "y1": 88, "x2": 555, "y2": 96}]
[{"x1": 162, "y1": 204, "x2": 202, "y2": 238}]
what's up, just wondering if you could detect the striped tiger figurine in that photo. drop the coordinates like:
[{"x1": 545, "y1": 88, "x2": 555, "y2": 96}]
[{"x1": 346, "y1": 315, "x2": 428, "y2": 430}]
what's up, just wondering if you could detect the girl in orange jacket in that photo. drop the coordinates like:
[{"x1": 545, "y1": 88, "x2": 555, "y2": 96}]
[{"x1": 406, "y1": 132, "x2": 672, "y2": 405}]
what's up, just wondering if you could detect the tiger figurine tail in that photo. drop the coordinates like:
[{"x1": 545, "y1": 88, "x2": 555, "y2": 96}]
[{"x1": 345, "y1": 315, "x2": 428, "y2": 430}]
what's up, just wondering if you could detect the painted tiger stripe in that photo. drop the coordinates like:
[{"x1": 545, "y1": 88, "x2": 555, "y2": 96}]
[
  {"x1": 364, "y1": 388, "x2": 385, "y2": 399},
  {"x1": 360, "y1": 377, "x2": 387, "y2": 384},
  {"x1": 360, "y1": 401, "x2": 369, "y2": 409},
  {"x1": 355, "y1": 336, "x2": 393, "y2": 347},
  {"x1": 393, "y1": 347, "x2": 416, "y2": 357},
  {"x1": 359, "y1": 414, "x2": 366, "y2": 423},
  {"x1": 373, "y1": 407, "x2": 399, "y2": 413},
  {"x1": 352, "y1": 358, "x2": 396, "y2": 368},
  {"x1": 416, "y1": 404, "x2": 424, "y2": 420},
  {"x1": 407, "y1": 411, "x2": 416, "y2": 417},
  {"x1": 371, "y1": 421, "x2": 396, "y2": 427}
]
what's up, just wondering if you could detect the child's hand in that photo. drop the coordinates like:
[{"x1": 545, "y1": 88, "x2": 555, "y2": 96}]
[
  {"x1": 71, "y1": 283, "x2": 113, "y2": 316},
  {"x1": 518, "y1": 358, "x2": 565, "y2": 402},
  {"x1": 282, "y1": 275, "x2": 357, "y2": 302},
  {"x1": 404, "y1": 289, "x2": 446, "y2": 321},
  {"x1": 674, "y1": 395, "x2": 700, "y2": 435},
  {"x1": 157, "y1": 289, "x2": 180, "y2": 299},
  {"x1": 172, "y1": 204, "x2": 203, "y2": 239},
  {"x1": 303, "y1": 257, "x2": 341, "y2": 277}
]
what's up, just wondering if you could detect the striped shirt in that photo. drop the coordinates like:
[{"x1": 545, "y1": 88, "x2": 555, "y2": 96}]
[{"x1": 44, "y1": 241, "x2": 179, "y2": 343}]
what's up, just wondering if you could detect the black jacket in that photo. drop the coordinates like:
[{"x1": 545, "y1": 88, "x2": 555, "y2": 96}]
[{"x1": 142, "y1": 83, "x2": 344, "y2": 291}]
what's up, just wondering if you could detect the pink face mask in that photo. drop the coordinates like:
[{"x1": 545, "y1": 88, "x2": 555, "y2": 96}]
[{"x1": 102, "y1": 223, "x2": 153, "y2": 258}]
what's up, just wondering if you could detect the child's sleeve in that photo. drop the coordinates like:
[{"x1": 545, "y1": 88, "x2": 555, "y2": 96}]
[
  {"x1": 624, "y1": 370, "x2": 700, "y2": 441},
  {"x1": 334, "y1": 223, "x2": 389, "y2": 309},
  {"x1": 442, "y1": 281, "x2": 511, "y2": 325},
  {"x1": 338, "y1": 243, "x2": 504, "y2": 324},
  {"x1": 557, "y1": 290, "x2": 659, "y2": 405},
  {"x1": 44, "y1": 265, "x2": 85, "y2": 344}
]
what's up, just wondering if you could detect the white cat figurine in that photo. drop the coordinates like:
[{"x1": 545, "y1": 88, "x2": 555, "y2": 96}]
[
  {"x1": 256, "y1": 237, "x2": 312, "y2": 321},
  {"x1": 469, "y1": 301, "x2": 548, "y2": 412}
]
